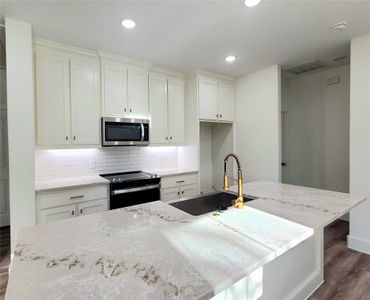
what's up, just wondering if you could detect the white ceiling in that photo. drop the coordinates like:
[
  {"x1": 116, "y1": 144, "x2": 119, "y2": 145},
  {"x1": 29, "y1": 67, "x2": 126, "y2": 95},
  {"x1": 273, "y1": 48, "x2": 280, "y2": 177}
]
[{"x1": 1, "y1": 0, "x2": 370, "y2": 77}]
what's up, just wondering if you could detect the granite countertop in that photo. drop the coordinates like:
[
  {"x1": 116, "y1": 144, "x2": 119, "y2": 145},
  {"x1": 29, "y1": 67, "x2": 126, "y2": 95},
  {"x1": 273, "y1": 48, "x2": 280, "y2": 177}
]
[
  {"x1": 35, "y1": 169, "x2": 198, "y2": 192},
  {"x1": 35, "y1": 175, "x2": 110, "y2": 192},
  {"x1": 7, "y1": 181, "x2": 366, "y2": 299},
  {"x1": 230, "y1": 181, "x2": 367, "y2": 229},
  {"x1": 6, "y1": 198, "x2": 312, "y2": 299}
]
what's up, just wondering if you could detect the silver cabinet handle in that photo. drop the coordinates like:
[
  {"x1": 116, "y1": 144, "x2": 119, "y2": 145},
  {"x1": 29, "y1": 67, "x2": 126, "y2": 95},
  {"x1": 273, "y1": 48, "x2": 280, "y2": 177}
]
[
  {"x1": 71, "y1": 210, "x2": 75, "y2": 216},
  {"x1": 176, "y1": 180, "x2": 185, "y2": 184},
  {"x1": 220, "y1": 114, "x2": 222, "y2": 118},
  {"x1": 66, "y1": 136, "x2": 69, "y2": 141},
  {"x1": 80, "y1": 208, "x2": 83, "y2": 214},
  {"x1": 70, "y1": 195, "x2": 84, "y2": 200}
]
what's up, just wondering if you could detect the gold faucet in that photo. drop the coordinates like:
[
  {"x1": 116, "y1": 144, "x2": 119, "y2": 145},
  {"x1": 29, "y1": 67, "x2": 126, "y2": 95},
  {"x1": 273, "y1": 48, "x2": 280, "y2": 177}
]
[{"x1": 223, "y1": 153, "x2": 244, "y2": 209}]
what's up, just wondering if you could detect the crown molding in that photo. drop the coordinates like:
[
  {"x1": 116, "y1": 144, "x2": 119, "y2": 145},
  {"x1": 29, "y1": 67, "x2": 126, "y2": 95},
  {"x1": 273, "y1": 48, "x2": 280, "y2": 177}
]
[
  {"x1": 98, "y1": 50, "x2": 153, "y2": 69},
  {"x1": 188, "y1": 69, "x2": 236, "y2": 83},
  {"x1": 149, "y1": 66, "x2": 185, "y2": 79},
  {"x1": 33, "y1": 37, "x2": 98, "y2": 58}
]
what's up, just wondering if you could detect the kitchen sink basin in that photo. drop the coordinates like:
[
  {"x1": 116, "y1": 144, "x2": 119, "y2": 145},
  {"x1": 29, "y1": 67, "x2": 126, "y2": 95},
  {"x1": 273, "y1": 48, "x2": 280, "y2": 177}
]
[{"x1": 169, "y1": 191, "x2": 256, "y2": 216}]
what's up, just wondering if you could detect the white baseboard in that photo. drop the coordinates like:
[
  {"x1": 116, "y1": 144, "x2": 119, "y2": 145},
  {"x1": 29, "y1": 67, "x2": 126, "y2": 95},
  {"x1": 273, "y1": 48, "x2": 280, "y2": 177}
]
[
  {"x1": 348, "y1": 235, "x2": 370, "y2": 254},
  {"x1": 287, "y1": 270, "x2": 323, "y2": 300}
]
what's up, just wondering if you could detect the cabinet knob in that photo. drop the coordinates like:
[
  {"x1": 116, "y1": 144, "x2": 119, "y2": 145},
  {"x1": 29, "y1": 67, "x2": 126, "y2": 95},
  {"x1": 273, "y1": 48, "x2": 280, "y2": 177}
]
[
  {"x1": 216, "y1": 114, "x2": 219, "y2": 118},
  {"x1": 71, "y1": 210, "x2": 75, "y2": 216},
  {"x1": 80, "y1": 208, "x2": 83, "y2": 214},
  {"x1": 66, "y1": 136, "x2": 68, "y2": 141},
  {"x1": 124, "y1": 108, "x2": 127, "y2": 112},
  {"x1": 130, "y1": 108, "x2": 132, "y2": 113},
  {"x1": 73, "y1": 136, "x2": 76, "y2": 140},
  {"x1": 177, "y1": 191, "x2": 180, "y2": 196},
  {"x1": 220, "y1": 114, "x2": 222, "y2": 118},
  {"x1": 166, "y1": 136, "x2": 168, "y2": 140},
  {"x1": 170, "y1": 136, "x2": 172, "y2": 140},
  {"x1": 182, "y1": 190, "x2": 184, "y2": 194}
]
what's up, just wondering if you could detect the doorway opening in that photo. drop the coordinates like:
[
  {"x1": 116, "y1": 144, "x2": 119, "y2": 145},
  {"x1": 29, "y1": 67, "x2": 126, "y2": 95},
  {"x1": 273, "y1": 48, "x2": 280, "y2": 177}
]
[{"x1": 281, "y1": 62, "x2": 350, "y2": 194}]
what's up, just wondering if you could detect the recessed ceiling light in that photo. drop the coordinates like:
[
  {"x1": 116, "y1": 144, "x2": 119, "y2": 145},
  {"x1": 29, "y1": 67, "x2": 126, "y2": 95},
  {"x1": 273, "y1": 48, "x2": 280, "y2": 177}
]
[
  {"x1": 121, "y1": 19, "x2": 136, "y2": 29},
  {"x1": 331, "y1": 22, "x2": 347, "y2": 32},
  {"x1": 225, "y1": 55, "x2": 236, "y2": 63},
  {"x1": 244, "y1": 0, "x2": 262, "y2": 7}
]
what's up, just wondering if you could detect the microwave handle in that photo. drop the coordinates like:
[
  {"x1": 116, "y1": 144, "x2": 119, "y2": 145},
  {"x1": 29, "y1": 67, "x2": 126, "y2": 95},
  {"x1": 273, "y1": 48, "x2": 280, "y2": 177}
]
[{"x1": 141, "y1": 124, "x2": 144, "y2": 141}]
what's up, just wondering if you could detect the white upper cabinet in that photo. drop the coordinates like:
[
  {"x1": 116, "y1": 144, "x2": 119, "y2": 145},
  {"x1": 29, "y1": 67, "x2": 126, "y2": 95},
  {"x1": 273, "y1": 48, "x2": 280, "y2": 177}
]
[
  {"x1": 149, "y1": 75, "x2": 168, "y2": 144},
  {"x1": 198, "y1": 76, "x2": 235, "y2": 122},
  {"x1": 102, "y1": 61, "x2": 149, "y2": 119},
  {"x1": 102, "y1": 62, "x2": 127, "y2": 117},
  {"x1": 35, "y1": 52, "x2": 70, "y2": 146},
  {"x1": 218, "y1": 83, "x2": 234, "y2": 122},
  {"x1": 70, "y1": 58, "x2": 100, "y2": 145},
  {"x1": 149, "y1": 74, "x2": 185, "y2": 145},
  {"x1": 199, "y1": 77, "x2": 218, "y2": 121},
  {"x1": 128, "y1": 67, "x2": 149, "y2": 118},
  {"x1": 168, "y1": 78, "x2": 185, "y2": 143},
  {"x1": 35, "y1": 43, "x2": 101, "y2": 147}
]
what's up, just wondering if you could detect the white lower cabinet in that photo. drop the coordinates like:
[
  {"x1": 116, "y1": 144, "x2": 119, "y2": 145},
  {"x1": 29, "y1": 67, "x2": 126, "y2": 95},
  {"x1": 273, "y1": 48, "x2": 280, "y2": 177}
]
[
  {"x1": 160, "y1": 173, "x2": 198, "y2": 202},
  {"x1": 39, "y1": 204, "x2": 76, "y2": 224},
  {"x1": 37, "y1": 185, "x2": 108, "y2": 224}
]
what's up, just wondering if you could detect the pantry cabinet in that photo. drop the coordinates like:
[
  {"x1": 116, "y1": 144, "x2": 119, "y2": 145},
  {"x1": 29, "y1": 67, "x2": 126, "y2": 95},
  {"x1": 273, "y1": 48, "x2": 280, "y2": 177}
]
[
  {"x1": 198, "y1": 76, "x2": 234, "y2": 122},
  {"x1": 149, "y1": 74, "x2": 184, "y2": 144},
  {"x1": 35, "y1": 44, "x2": 100, "y2": 147},
  {"x1": 102, "y1": 60, "x2": 149, "y2": 119}
]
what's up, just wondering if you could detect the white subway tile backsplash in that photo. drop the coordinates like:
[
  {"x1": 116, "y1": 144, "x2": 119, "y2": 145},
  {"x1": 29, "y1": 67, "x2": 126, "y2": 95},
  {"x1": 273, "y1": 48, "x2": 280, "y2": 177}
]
[{"x1": 35, "y1": 146, "x2": 178, "y2": 181}]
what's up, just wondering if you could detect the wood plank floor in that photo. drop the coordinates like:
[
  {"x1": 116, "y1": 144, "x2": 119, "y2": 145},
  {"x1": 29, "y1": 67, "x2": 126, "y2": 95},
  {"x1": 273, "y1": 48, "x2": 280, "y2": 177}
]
[
  {"x1": 0, "y1": 226, "x2": 10, "y2": 300},
  {"x1": 309, "y1": 220, "x2": 370, "y2": 300},
  {"x1": 0, "y1": 222, "x2": 369, "y2": 299}
]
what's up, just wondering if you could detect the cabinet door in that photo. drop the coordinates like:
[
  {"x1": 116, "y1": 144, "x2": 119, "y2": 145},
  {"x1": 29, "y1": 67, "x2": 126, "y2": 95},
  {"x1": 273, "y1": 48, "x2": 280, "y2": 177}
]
[
  {"x1": 102, "y1": 62, "x2": 127, "y2": 117},
  {"x1": 198, "y1": 77, "x2": 218, "y2": 121},
  {"x1": 0, "y1": 67, "x2": 6, "y2": 109},
  {"x1": 78, "y1": 199, "x2": 107, "y2": 216},
  {"x1": 128, "y1": 67, "x2": 149, "y2": 118},
  {"x1": 35, "y1": 52, "x2": 70, "y2": 146},
  {"x1": 160, "y1": 187, "x2": 180, "y2": 202},
  {"x1": 218, "y1": 83, "x2": 234, "y2": 122},
  {"x1": 0, "y1": 110, "x2": 9, "y2": 227},
  {"x1": 39, "y1": 204, "x2": 76, "y2": 224},
  {"x1": 180, "y1": 184, "x2": 197, "y2": 199},
  {"x1": 149, "y1": 75, "x2": 168, "y2": 144},
  {"x1": 168, "y1": 78, "x2": 185, "y2": 143},
  {"x1": 70, "y1": 58, "x2": 100, "y2": 145}
]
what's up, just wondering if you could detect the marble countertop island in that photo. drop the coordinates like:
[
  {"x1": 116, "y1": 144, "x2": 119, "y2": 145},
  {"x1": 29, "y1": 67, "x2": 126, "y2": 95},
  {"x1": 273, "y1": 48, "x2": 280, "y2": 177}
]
[
  {"x1": 6, "y1": 201, "x2": 312, "y2": 299},
  {"x1": 6, "y1": 182, "x2": 366, "y2": 299}
]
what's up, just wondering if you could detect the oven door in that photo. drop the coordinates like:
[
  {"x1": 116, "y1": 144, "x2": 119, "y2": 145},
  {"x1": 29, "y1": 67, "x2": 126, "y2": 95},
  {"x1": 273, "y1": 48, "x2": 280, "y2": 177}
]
[
  {"x1": 102, "y1": 117, "x2": 149, "y2": 146},
  {"x1": 110, "y1": 184, "x2": 160, "y2": 210}
]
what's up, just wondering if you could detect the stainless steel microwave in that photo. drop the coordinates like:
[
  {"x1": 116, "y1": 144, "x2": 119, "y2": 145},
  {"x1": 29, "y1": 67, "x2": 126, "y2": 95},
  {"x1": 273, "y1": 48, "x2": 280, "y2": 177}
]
[{"x1": 101, "y1": 117, "x2": 150, "y2": 146}]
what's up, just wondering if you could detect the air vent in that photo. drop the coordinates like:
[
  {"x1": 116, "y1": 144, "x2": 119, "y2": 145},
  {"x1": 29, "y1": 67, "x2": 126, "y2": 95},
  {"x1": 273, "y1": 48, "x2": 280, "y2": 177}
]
[{"x1": 285, "y1": 60, "x2": 327, "y2": 75}]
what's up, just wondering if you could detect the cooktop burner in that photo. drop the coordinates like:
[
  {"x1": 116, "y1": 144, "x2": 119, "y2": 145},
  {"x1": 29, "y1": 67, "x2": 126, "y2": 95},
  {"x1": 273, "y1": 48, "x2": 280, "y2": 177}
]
[{"x1": 100, "y1": 171, "x2": 159, "y2": 183}]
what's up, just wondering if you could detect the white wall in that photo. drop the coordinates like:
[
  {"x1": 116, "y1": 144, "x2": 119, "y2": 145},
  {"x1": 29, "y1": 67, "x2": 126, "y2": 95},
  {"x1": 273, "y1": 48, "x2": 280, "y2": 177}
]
[
  {"x1": 5, "y1": 18, "x2": 36, "y2": 251},
  {"x1": 348, "y1": 33, "x2": 370, "y2": 254},
  {"x1": 235, "y1": 65, "x2": 281, "y2": 182},
  {"x1": 35, "y1": 146, "x2": 178, "y2": 182},
  {"x1": 282, "y1": 65, "x2": 350, "y2": 193}
]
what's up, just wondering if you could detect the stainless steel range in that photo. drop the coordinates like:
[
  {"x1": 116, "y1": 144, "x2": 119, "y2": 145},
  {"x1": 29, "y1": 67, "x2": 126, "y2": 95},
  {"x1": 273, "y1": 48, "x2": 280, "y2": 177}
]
[{"x1": 100, "y1": 171, "x2": 161, "y2": 209}]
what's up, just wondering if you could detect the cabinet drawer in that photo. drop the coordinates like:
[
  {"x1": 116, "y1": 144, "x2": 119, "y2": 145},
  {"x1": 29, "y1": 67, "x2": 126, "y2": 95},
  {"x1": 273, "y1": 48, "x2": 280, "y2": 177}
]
[
  {"x1": 180, "y1": 184, "x2": 198, "y2": 199},
  {"x1": 78, "y1": 199, "x2": 107, "y2": 216},
  {"x1": 38, "y1": 185, "x2": 108, "y2": 209},
  {"x1": 161, "y1": 173, "x2": 198, "y2": 189}
]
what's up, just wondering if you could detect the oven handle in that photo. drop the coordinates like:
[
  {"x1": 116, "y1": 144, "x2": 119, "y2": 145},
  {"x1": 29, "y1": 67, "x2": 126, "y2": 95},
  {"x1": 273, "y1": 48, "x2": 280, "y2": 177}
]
[{"x1": 112, "y1": 184, "x2": 160, "y2": 195}]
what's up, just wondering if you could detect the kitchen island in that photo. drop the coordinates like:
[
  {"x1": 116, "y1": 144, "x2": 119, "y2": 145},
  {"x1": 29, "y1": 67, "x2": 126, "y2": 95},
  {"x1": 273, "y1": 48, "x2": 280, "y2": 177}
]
[{"x1": 5, "y1": 182, "x2": 366, "y2": 300}]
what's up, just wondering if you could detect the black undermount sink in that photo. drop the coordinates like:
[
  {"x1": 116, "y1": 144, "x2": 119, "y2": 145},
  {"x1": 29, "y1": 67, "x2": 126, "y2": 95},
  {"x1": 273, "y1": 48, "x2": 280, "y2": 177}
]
[{"x1": 169, "y1": 191, "x2": 257, "y2": 216}]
